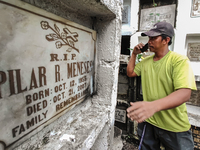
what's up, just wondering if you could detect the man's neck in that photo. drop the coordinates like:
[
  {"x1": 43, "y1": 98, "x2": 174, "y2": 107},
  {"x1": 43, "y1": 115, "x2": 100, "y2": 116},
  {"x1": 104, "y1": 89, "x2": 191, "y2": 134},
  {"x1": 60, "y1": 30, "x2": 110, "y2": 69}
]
[{"x1": 153, "y1": 47, "x2": 169, "y2": 61}]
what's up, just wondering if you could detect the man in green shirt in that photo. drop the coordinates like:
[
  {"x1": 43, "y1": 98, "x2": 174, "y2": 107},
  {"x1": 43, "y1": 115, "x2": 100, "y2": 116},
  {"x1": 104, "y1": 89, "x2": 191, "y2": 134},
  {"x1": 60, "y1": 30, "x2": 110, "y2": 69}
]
[{"x1": 126, "y1": 21, "x2": 197, "y2": 150}]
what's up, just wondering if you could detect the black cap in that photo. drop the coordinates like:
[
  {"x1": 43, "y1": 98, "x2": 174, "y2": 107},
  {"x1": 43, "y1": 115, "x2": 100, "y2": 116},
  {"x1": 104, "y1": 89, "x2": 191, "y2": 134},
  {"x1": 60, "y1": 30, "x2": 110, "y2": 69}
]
[{"x1": 141, "y1": 21, "x2": 174, "y2": 38}]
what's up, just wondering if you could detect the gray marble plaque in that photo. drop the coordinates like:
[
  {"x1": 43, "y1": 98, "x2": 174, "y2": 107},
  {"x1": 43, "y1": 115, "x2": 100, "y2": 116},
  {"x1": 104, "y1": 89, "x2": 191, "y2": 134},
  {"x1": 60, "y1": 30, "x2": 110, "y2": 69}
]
[
  {"x1": 191, "y1": 0, "x2": 200, "y2": 17},
  {"x1": 187, "y1": 43, "x2": 200, "y2": 61},
  {"x1": 115, "y1": 108, "x2": 126, "y2": 123},
  {"x1": 0, "y1": 0, "x2": 96, "y2": 149},
  {"x1": 140, "y1": 4, "x2": 176, "y2": 31}
]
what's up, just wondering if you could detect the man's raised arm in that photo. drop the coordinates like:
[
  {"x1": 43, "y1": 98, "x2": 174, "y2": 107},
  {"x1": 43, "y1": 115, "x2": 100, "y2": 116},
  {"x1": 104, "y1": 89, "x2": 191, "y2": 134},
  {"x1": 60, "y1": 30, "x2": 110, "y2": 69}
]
[{"x1": 127, "y1": 43, "x2": 145, "y2": 77}]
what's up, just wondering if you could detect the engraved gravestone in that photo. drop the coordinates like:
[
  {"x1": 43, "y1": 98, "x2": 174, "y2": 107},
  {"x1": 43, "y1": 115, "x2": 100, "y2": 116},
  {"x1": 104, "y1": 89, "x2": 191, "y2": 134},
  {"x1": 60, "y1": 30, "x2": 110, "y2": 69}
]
[
  {"x1": 187, "y1": 43, "x2": 200, "y2": 61},
  {"x1": 140, "y1": 4, "x2": 176, "y2": 31},
  {"x1": 191, "y1": 0, "x2": 200, "y2": 17},
  {"x1": 0, "y1": 0, "x2": 96, "y2": 149}
]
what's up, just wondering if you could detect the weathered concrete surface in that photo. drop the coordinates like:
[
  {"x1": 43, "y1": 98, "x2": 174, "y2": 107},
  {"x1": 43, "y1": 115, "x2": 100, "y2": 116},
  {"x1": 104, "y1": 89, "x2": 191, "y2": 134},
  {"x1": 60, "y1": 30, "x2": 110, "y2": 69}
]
[
  {"x1": 187, "y1": 104, "x2": 200, "y2": 127},
  {"x1": 187, "y1": 83, "x2": 200, "y2": 125},
  {"x1": 112, "y1": 127, "x2": 123, "y2": 150},
  {"x1": 21, "y1": 0, "x2": 116, "y2": 29},
  {"x1": 14, "y1": 98, "x2": 109, "y2": 150},
  {"x1": 187, "y1": 83, "x2": 200, "y2": 106}
]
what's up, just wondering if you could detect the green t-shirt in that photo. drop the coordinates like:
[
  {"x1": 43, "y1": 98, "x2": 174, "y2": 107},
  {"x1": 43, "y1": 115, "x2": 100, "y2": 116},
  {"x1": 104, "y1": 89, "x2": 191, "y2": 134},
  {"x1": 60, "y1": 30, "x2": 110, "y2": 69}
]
[{"x1": 134, "y1": 51, "x2": 197, "y2": 132}]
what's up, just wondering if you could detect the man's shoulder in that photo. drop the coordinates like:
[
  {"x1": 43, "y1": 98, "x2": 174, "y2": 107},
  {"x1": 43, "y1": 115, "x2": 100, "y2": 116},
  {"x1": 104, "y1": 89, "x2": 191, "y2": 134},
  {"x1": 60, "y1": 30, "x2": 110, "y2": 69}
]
[
  {"x1": 141, "y1": 54, "x2": 154, "y2": 62},
  {"x1": 169, "y1": 51, "x2": 188, "y2": 62}
]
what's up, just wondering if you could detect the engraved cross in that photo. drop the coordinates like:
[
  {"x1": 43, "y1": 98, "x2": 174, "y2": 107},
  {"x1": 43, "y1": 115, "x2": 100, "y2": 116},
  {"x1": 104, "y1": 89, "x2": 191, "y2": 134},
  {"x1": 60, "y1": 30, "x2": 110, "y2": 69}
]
[{"x1": 63, "y1": 28, "x2": 78, "y2": 42}]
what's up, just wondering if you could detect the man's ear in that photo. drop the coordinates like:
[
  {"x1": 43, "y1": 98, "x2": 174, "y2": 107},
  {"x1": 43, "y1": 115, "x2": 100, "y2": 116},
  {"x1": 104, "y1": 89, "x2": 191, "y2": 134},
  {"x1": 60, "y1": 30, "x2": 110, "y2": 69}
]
[
  {"x1": 166, "y1": 37, "x2": 170, "y2": 44},
  {"x1": 164, "y1": 37, "x2": 170, "y2": 45}
]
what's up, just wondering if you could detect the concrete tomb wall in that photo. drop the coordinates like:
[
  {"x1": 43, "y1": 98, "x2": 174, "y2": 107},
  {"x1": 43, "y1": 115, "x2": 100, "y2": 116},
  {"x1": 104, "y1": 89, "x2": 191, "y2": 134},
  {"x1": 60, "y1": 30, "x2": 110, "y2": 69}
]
[{"x1": 0, "y1": 0, "x2": 123, "y2": 150}]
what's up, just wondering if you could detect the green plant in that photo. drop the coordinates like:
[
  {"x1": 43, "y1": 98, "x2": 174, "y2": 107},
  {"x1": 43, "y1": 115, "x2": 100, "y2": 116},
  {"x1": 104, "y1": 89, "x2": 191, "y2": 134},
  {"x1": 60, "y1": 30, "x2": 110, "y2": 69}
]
[
  {"x1": 128, "y1": 48, "x2": 143, "y2": 64},
  {"x1": 153, "y1": 0, "x2": 157, "y2": 7}
]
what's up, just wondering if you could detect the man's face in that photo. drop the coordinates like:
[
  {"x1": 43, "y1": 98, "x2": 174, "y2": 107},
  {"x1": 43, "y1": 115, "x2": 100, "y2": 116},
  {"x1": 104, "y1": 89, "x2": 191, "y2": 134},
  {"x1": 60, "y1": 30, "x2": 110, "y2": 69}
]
[{"x1": 148, "y1": 35, "x2": 163, "y2": 52}]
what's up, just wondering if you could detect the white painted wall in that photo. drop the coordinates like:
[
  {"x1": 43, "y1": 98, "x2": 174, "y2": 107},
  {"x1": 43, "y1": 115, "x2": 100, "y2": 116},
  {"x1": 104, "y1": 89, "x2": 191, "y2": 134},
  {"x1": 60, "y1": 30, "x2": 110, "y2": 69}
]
[{"x1": 175, "y1": 0, "x2": 200, "y2": 76}]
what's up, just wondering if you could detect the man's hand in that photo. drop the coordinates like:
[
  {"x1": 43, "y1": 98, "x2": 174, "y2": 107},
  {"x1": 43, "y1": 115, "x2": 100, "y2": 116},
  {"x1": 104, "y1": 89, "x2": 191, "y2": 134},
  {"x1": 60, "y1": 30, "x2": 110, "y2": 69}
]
[
  {"x1": 126, "y1": 101, "x2": 157, "y2": 123},
  {"x1": 127, "y1": 43, "x2": 147, "y2": 77},
  {"x1": 132, "y1": 43, "x2": 147, "y2": 55}
]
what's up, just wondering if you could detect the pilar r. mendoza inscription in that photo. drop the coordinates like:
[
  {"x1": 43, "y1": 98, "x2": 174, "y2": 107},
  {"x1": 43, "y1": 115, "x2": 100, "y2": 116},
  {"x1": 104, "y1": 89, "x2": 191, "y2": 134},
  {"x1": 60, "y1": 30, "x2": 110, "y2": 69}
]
[{"x1": 0, "y1": 0, "x2": 96, "y2": 149}]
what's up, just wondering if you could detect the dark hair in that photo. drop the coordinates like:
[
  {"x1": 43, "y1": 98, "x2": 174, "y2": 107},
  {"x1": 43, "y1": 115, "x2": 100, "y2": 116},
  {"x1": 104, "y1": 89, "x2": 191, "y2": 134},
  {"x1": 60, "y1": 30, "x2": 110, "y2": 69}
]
[{"x1": 161, "y1": 34, "x2": 172, "y2": 46}]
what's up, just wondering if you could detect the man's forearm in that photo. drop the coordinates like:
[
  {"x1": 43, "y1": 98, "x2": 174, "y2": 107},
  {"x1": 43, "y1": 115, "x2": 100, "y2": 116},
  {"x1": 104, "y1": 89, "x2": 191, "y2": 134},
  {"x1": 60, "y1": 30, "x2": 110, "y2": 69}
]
[
  {"x1": 127, "y1": 53, "x2": 137, "y2": 77},
  {"x1": 153, "y1": 88, "x2": 192, "y2": 112},
  {"x1": 126, "y1": 88, "x2": 192, "y2": 123},
  {"x1": 127, "y1": 43, "x2": 145, "y2": 77}
]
